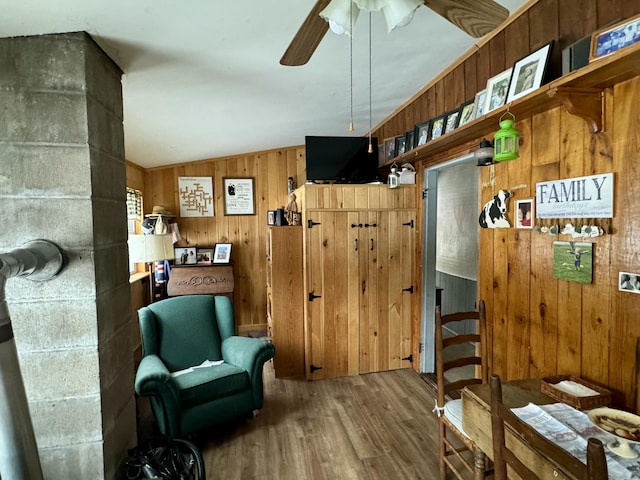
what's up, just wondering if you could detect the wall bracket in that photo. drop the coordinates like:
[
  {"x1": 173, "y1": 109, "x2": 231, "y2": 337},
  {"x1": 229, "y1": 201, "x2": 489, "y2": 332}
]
[{"x1": 547, "y1": 87, "x2": 603, "y2": 134}]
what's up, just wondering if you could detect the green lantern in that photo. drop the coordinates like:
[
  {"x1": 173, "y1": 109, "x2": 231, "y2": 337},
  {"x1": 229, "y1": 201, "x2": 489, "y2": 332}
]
[{"x1": 493, "y1": 112, "x2": 520, "y2": 162}]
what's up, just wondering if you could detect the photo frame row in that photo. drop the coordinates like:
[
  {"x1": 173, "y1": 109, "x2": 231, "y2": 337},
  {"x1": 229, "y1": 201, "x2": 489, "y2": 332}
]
[
  {"x1": 174, "y1": 243, "x2": 232, "y2": 265},
  {"x1": 382, "y1": 42, "x2": 554, "y2": 163}
]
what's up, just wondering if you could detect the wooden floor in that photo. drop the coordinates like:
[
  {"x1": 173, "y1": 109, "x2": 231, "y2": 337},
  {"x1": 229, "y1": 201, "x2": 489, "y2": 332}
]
[{"x1": 150, "y1": 364, "x2": 443, "y2": 480}]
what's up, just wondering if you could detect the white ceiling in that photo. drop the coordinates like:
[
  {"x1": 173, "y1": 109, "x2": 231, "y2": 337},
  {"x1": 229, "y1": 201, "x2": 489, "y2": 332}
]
[{"x1": 0, "y1": 0, "x2": 529, "y2": 169}]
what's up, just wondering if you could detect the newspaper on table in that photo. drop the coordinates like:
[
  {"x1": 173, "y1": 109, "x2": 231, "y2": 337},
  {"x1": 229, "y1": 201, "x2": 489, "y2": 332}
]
[{"x1": 512, "y1": 402, "x2": 640, "y2": 479}]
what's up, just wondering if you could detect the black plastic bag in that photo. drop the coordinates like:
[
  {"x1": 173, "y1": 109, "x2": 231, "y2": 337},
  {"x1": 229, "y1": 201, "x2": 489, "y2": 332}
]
[{"x1": 125, "y1": 437, "x2": 205, "y2": 480}]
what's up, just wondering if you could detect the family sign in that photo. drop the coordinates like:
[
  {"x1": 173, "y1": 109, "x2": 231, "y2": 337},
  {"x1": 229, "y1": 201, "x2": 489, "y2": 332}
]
[{"x1": 536, "y1": 173, "x2": 613, "y2": 218}]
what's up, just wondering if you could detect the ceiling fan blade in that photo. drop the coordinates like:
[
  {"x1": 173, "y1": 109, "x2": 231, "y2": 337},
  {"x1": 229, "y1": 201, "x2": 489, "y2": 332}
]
[
  {"x1": 280, "y1": 0, "x2": 332, "y2": 66},
  {"x1": 423, "y1": 0, "x2": 509, "y2": 38}
]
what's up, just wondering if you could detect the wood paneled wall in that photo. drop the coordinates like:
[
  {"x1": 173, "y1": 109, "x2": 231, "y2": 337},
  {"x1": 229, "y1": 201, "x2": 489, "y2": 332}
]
[
  {"x1": 127, "y1": 0, "x2": 640, "y2": 407},
  {"x1": 137, "y1": 147, "x2": 306, "y2": 333},
  {"x1": 371, "y1": 0, "x2": 640, "y2": 408}
]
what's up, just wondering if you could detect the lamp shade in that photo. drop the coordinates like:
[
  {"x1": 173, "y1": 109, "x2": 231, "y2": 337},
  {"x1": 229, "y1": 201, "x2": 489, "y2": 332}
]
[
  {"x1": 320, "y1": 0, "x2": 360, "y2": 35},
  {"x1": 321, "y1": 0, "x2": 422, "y2": 35},
  {"x1": 128, "y1": 234, "x2": 175, "y2": 263}
]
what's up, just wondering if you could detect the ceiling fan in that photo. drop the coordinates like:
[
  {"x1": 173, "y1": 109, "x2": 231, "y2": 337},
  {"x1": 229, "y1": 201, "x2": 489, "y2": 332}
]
[{"x1": 280, "y1": 0, "x2": 509, "y2": 66}]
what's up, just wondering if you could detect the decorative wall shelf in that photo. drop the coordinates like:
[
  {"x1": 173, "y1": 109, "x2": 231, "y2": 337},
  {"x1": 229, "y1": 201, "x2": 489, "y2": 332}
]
[{"x1": 386, "y1": 41, "x2": 640, "y2": 167}]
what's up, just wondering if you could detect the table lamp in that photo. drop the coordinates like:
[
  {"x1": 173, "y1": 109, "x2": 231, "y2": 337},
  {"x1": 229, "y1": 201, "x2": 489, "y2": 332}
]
[{"x1": 128, "y1": 234, "x2": 175, "y2": 302}]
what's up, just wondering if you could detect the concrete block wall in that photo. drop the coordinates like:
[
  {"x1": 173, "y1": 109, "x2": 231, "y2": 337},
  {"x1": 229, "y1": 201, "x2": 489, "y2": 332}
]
[{"x1": 0, "y1": 32, "x2": 136, "y2": 479}]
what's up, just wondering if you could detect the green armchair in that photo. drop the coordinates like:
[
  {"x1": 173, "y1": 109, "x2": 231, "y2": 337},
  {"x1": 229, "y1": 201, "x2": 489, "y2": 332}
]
[{"x1": 134, "y1": 295, "x2": 275, "y2": 437}]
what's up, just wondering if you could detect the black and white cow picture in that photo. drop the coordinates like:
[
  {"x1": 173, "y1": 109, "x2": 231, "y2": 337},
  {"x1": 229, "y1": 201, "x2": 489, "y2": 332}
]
[{"x1": 478, "y1": 190, "x2": 511, "y2": 228}]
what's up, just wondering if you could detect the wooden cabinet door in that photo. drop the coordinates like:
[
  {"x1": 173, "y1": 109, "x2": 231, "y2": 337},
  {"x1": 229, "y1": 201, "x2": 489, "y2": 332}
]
[
  {"x1": 359, "y1": 210, "x2": 415, "y2": 374},
  {"x1": 305, "y1": 209, "x2": 416, "y2": 379},
  {"x1": 305, "y1": 210, "x2": 360, "y2": 379},
  {"x1": 267, "y1": 227, "x2": 304, "y2": 378}
]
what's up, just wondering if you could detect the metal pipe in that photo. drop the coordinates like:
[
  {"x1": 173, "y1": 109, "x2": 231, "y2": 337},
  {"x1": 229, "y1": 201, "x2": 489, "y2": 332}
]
[{"x1": 0, "y1": 240, "x2": 64, "y2": 480}]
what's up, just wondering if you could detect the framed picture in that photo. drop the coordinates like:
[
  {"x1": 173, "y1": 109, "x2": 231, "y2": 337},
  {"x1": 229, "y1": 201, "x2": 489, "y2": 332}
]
[
  {"x1": 394, "y1": 134, "x2": 407, "y2": 156},
  {"x1": 429, "y1": 114, "x2": 446, "y2": 140},
  {"x1": 267, "y1": 210, "x2": 276, "y2": 226},
  {"x1": 506, "y1": 42, "x2": 554, "y2": 103},
  {"x1": 619, "y1": 271, "x2": 640, "y2": 293},
  {"x1": 384, "y1": 137, "x2": 396, "y2": 161},
  {"x1": 457, "y1": 99, "x2": 476, "y2": 127},
  {"x1": 552, "y1": 241, "x2": 592, "y2": 284},
  {"x1": 590, "y1": 14, "x2": 640, "y2": 61},
  {"x1": 197, "y1": 248, "x2": 213, "y2": 264},
  {"x1": 444, "y1": 108, "x2": 461, "y2": 134},
  {"x1": 515, "y1": 198, "x2": 534, "y2": 229},
  {"x1": 223, "y1": 177, "x2": 255, "y2": 215},
  {"x1": 178, "y1": 176, "x2": 214, "y2": 217},
  {"x1": 484, "y1": 68, "x2": 513, "y2": 114},
  {"x1": 414, "y1": 120, "x2": 431, "y2": 147},
  {"x1": 174, "y1": 247, "x2": 197, "y2": 265},
  {"x1": 474, "y1": 89, "x2": 488, "y2": 119},
  {"x1": 405, "y1": 130, "x2": 415, "y2": 151},
  {"x1": 213, "y1": 243, "x2": 232, "y2": 264}
]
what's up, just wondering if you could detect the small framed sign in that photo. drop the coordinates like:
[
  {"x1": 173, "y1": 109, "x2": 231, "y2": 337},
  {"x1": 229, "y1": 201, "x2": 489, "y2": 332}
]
[{"x1": 223, "y1": 177, "x2": 255, "y2": 215}]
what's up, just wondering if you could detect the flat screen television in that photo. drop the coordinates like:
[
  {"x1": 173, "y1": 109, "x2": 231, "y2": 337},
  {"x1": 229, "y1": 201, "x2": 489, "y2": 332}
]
[{"x1": 305, "y1": 136, "x2": 379, "y2": 183}]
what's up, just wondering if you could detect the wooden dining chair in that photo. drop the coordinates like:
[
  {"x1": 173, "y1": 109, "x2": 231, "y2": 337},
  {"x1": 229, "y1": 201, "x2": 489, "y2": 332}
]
[
  {"x1": 490, "y1": 374, "x2": 608, "y2": 480},
  {"x1": 435, "y1": 300, "x2": 491, "y2": 480}
]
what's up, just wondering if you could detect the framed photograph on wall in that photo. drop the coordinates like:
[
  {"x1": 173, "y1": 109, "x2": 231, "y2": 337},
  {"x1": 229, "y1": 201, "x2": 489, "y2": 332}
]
[
  {"x1": 619, "y1": 271, "x2": 640, "y2": 293},
  {"x1": 590, "y1": 14, "x2": 640, "y2": 61},
  {"x1": 429, "y1": 114, "x2": 446, "y2": 140},
  {"x1": 515, "y1": 198, "x2": 534, "y2": 229},
  {"x1": 474, "y1": 89, "x2": 488, "y2": 119},
  {"x1": 223, "y1": 177, "x2": 255, "y2": 215},
  {"x1": 506, "y1": 42, "x2": 554, "y2": 103},
  {"x1": 394, "y1": 134, "x2": 407, "y2": 156},
  {"x1": 553, "y1": 241, "x2": 592, "y2": 284},
  {"x1": 197, "y1": 248, "x2": 213, "y2": 264},
  {"x1": 384, "y1": 137, "x2": 396, "y2": 161},
  {"x1": 457, "y1": 99, "x2": 476, "y2": 127},
  {"x1": 405, "y1": 130, "x2": 415, "y2": 151},
  {"x1": 213, "y1": 243, "x2": 232, "y2": 264},
  {"x1": 267, "y1": 210, "x2": 276, "y2": 226},
  {"x1": 484, "y1": 68, "x2": 512, "y2": 114},
  {"x1": 444, "y1": 108, "x2": 461, "y2": 134},
  {"x1": 414, "y1": 120, "x2": 431, "y2": 147}
]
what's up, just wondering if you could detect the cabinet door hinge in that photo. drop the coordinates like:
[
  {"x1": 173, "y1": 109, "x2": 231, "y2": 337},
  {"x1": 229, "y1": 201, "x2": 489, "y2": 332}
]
[
  {"x1": 402, "y1": 285, "x2": 414, "y2": 294},
  {"x1": 422, "y1": 188, "x2": 428, "y2": 199},
  {"x1": 307, "y1": 219, "x2": 321, "y2": 228},
  {"x1": 309, "y1": 364, "x2": 323, "y2": 374},
  {"x1": 308, "y1": 291, "x2": 322, "y2": 301},
  {"x1": 402, "y1": 354, "x2": 413, "y2": 363},
  {"x1": 402, "y1": 219, "x2": 414, "y2": 228}
]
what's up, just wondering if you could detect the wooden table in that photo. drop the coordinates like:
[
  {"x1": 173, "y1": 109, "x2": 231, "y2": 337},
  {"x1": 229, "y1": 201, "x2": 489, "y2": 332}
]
[{"x1": 462, "y1": 378, "x2": 575, "y2": 480}]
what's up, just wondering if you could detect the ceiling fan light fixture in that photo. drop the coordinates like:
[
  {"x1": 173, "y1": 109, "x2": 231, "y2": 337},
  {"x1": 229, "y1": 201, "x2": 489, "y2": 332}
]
[
  {"x1": 377, "y1": 0, "x2": 422, "y2": 32},
  {"x1": 320, "y1": 0, "x2": 360, "y2": 35}
]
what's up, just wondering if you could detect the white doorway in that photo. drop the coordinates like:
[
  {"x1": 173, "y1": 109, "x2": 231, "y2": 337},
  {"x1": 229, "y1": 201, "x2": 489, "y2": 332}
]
[{"x1": 420, "y1": 154, "x2": 479, "y2": 373}]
